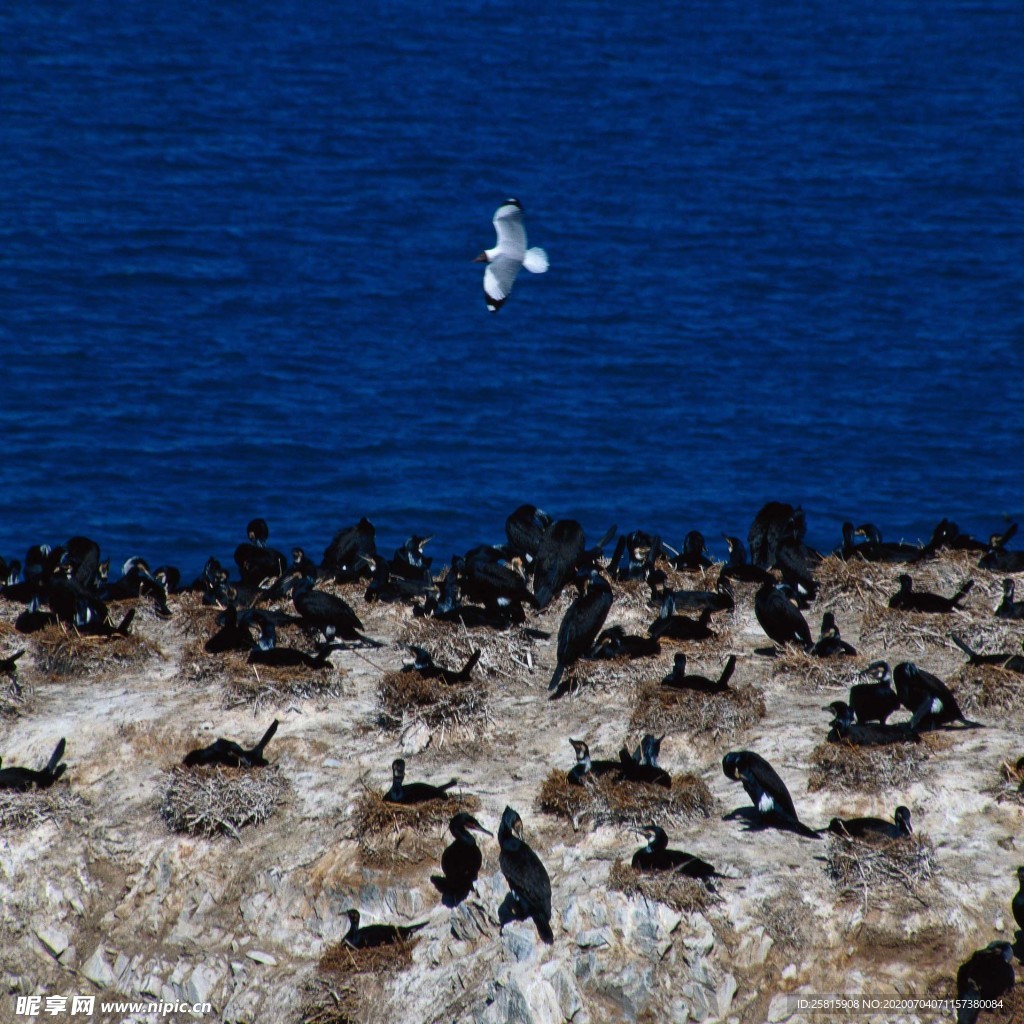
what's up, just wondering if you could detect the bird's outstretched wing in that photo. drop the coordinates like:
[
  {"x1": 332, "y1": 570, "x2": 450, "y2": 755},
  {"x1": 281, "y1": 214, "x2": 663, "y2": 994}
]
[{"x1": 484, "y1": 255, "x2": 522, "y2": 312}]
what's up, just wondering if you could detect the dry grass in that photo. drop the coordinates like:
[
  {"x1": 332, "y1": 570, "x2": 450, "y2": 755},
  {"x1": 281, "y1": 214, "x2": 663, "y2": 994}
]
[
  {"x1": 807, "y1": 740, "x2": 931, "y2": 794},
  {"x1": 956, "y1": 666, "x2": 1024, "y2": 718},
  {"x1": 399, "y1": 617, "x2": 544, "y2": 684},
  {"x1": 0, "y1": 670, "x2": 31, "y2": 718},
  {"x1": 826, "y1": 832, "x2": 936, "y2": 903},
  {"x1": 377, "y1": 671, "x2": 490, "y2": 746},
  {"x1": 771, "y1": 646, "x2": 863, "y2": 691},
  {"x1": 350, "y1": 787, "x2": 480, "y2": 868},
  {"x1": 32, "y1": 625, "x2": 157, "y2": 679},
  {"x1": 301, "y1": 936, "x2": 417, "y2": 1024},
  {"x1": 0, "y1": 788, "x2": 87, "y2": 832},
  {"x1": 607, "y1": 858, "x2": 715, "y2": 914},
  {"x1": 537, "y1": 769, "x2": 715, "y2": 831},
  {"x1": 754, "y1": 880, "x2": 816, "y2": 953},
  {"x1": 629, "y1": 680, "x2": 766, "y2": 741},
  {"x1": 159, "y1": 765, "x2": 287, "y2": 839},
  {"x1": 991, "y1": 756, "x2": 1024, "y2": 805}
]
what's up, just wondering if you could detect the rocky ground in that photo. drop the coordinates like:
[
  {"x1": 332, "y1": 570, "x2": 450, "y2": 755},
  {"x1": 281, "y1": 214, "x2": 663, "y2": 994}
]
[{"x1": 1, "y1": 542, "x2": 1023, "y2": 1024}]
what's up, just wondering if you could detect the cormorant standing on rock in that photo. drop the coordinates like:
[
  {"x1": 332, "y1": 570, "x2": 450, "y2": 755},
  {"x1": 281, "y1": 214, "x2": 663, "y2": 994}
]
[
  {"x1": 888, "y1": 574, "x2": 973, "y2": 614},
  {"x1": 549, "y1": 571, "x2": 613, "y2": 699},
  {"x1": 383, "y1": 758, "x2": 457, "y2": 804},
  {"x1": 498, "y1": 806, "x2": 553, "y2": 944},
  {"x1": 956, "y1": 941, "x2": 1016, "y2": 1001},
  {"x1": 182, "y1": 721, "x2": 279, "y2": 768},
  {"x1": 754, "y1": 580, "x2": 812, "y2": 650},
  {"x1": 342, "y1": 908, "x2": 427, "y2": 949},
  {"x1": 631, "y1": 825, "x2": 721, "y2": 880},
  {"x1": 433, "y1": 812, "x2": 492, "y2": 900},
  {"x1": 827, "y1": 806, "x2": 913, "y2": 840},
  {"x1": 0, "y1": 739, "x2": 67, "y2": 790},
  {"x1": 722, "y1": 750, "x2": 820, "y2": 839}
]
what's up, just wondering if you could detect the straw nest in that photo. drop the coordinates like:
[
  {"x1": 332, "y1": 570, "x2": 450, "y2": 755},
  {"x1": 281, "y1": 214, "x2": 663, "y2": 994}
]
[
  {"x1": 399, "y1": 616, "x2": 546, "y2": 685},
  {"x1": 825, "y1": 832, "x2": 936, "y2": 903},
  {"x1": 32, "y1": 625, "x2": 157, "y2": 679},
  {"x1": 537, "y1": 769, "x2": 715, "y2": 831},
  {"x1": 807, "y1": 740, "x2": 931, "y2": 794},
  {"x1": 0, "y1": 669, "x2": 31, "y2": 718},
  {"x1": 629, "y1": 681, "x2": 766, "y2": 741},
  {"x1": 376, "y1": 672, "x2": 490, "y2": 746},
  {"x1": 301, "y1": 936, "x2": 417, "y2": 1024},
  {"x1": 956, "y1": 666, "x2": 1024, "y2": 719},
  {"x1": 771, "y1": 647, "x2": 863, "y2": 692},
  {"x1": 991, "y1": 756, "x2": 1024, "y2": 806},
  {"x1": 607, "y1": 858, "x2": 717, "y2": 914},
  {"x1": 350, "y1": 787, "x2": 480, "y2": 868},
  {"x1": 0, "y1": 788, "x2": 86, "y2": 832},
  {"x1": 160, "y1": 765, "x2": 287, "y2": 839}
]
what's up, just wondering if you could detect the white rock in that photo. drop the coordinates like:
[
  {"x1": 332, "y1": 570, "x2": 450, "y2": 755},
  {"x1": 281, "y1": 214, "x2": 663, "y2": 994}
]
[
  {"x1": 767, "y1": 992, "x2": 794, "y2": 1022},
  {"x1": 187, "y1": 962, "x2": 221, "y2": 1005},
  {"x1": 34, "y1": 925, "x2": 69, "y2": 958},
  {"x1": 246, "y1": 950, "x2": 277, "y2": 966},
  {"x1": 82, "y1": 947, "x2": 116, "y2": 990}
]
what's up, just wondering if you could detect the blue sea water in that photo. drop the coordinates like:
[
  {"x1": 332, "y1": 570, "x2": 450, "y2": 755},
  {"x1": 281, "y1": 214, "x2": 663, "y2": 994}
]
[{"x1": 0, "y1": 0, "x2": 1021, "y2": 576}]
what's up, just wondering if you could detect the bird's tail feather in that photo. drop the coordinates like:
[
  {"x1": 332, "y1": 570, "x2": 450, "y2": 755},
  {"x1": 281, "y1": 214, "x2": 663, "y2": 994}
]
[{"x1": 523, "y1": 247, "x2": 549, "y2": 274}]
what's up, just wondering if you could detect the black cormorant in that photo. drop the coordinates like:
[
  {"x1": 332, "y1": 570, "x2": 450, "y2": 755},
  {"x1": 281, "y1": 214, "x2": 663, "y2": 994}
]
[
  {"x1": 434, "y1": 812, "x2": 492, "y2": 899},
  {"x1": 827, "y1": 806, "x2": 913, "y2": 840},
  {"x1": 648, "y1": 600, "x2": 717, "y2": 643},
  {"x1": 825, "y1": 701, "x2": 919, "y2": 746},
  {"x1": 403, "y1": 646, "x2": 481, "y2": 684},
  {"x1": 533, "y1": 520, "x2": 585, "y2": 609},
  {"x1": 291, "y1": 575, "x2": 381, "y2": 647},
  {"x1": 1012, "y1": 866, "x2": 1024, "y2": 935},
  {"x1": 505, "y1": 504, "x2": 553, "y2": 564},
  {"x1": 497, "y1": 806, "x2": 553, "y2": 944},
  {"x1": 182, "y1": 721, "x2": 279, "y2": 768},
  {"x1": 951, "y1": 635, "x2": 1024, "y2": 674},
  {"x1": 956, "y1": 941, "x2": 1016, "y2": 1001},
  {"x1": 720, "y1": 536, "x2": 773, "y2": 585},
  {"x1": 754, "y1": 580, "x2": 812, "y2": 650},
  {"x1": 630, "y1": 825, "x2": 720, "y2": 879},
  {"x1": 0, "y1": 739, "x2": 67, "y2": 791},
  {"x1": 996, "y1": 579, "x2": 1024, "y2": 620},
  {"x1": 672, "y1": 531, "x2": 713, "y2": 571},
  {"x1": 590, "y1": 625, "x2": 661, "y2": 660},
  {"x1": 321, "y1": 518, "x2": 376, "y2": 582},
  {"x1": 661, "y1": 652, "x2": 736, "y2": 693},
  {"x1": 849, "y1": 663, "x2": 901, "y2": 725},
  {"x1": 810, "y1": 612, "x2": 856, "y2": 657},
  {"x1": 234, "y1": 518, "x2": 287, "y2": 587},
  {"x1": 891, "y1": 661, "x2": 981, "y2": 730},
  {"x1": 722, "y1": 750, "x2": 820, "y2": 839},
  {"x1": 888, "y1": 574, "x2": 973, "y2": 614},
  {"x1": 383, "y1": 758, "x2": 457, "y2": 804},
  {"x1": 342, "y1": 908, "x2": 427, "y2": 949},
  {"x1": 567, "y1": 738, "x2": 621, "y2": 784},
  {"x1": 549, "y1": 571, "x2": 613, "y2": 698}
]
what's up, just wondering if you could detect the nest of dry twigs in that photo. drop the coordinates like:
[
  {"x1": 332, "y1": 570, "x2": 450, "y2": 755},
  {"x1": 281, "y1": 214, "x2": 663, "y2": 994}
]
[
  {"x1": 301, "y1": 936, "x2": 417, "y2": 1024},
  {"x1": 399, "y1": 616, "x2": 545, "y2": 685},
  {"x1": 629, "y1": 681, "x2": 766, "y2": 741},
  {"x1": 607, "y1": 858, "x2": 716, "y2": 914},
  {"x1": 0, "y1": 788, "x2": 86, "y2": 832},
  {"x1": 771, "y1": 647, "x2": 863, "y2": 691},
  {"x1": 377, "y1": 672, "x2": 490, "y2": 744},
  {"x1": 537, "y1": 769, "x2": 715, "y2": 831},
  {"x1": 32, "y1": 625, "x2": 156, "y2": 679},
  {"x1": 956, "y1": 666, "x2": 1024, "y2": 718},
  {"x1": 351, "y1": 787, "x2": 480, "y2": 867},
  {"x1": 160, "y1": 765, "x2": 287, "y2": 839},
  {"x1": 826, "y1": 832, "x2": 936, "y2": 902},
  {"x1": 807, "y1": 740, "x2": 931, "y2": 794},
  {"x1": 991, "y1": 756, "x2": 1024, "y2": 805}
]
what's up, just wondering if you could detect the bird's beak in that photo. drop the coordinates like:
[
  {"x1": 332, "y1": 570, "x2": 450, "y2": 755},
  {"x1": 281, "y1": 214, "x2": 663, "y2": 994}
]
[
  {"x1": 468, "y1": 819, "x2": 493, "y2": 837},
  {"x1": 473, "y1": 252, "x2": 488, "y2": 263}
]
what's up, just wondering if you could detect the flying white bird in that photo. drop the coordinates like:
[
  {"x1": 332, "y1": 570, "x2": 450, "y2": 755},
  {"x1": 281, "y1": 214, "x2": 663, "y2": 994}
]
[{"x1": 474, "y1": 198, "x2": 548, "y2": 312}]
